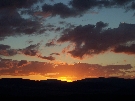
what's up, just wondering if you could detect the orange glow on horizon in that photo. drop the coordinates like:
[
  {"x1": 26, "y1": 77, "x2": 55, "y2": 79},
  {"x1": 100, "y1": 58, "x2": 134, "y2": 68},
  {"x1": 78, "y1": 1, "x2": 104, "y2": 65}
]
[
  {"x1": 0, "y1": 75, "x2": 78, "y2": 82},
  {"x1": 58, "y1": 76, "x2": 73, "y2": 82}
]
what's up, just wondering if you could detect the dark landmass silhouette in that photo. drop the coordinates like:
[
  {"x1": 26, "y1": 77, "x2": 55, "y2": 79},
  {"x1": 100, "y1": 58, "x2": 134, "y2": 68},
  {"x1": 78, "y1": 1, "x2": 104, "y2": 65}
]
[{"x1": 0, "y1": 77, "x2": 135, "y2": 100}]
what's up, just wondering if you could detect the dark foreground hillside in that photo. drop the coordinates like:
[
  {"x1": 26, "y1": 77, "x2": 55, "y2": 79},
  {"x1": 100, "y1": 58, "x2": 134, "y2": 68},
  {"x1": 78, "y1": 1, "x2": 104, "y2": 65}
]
[{"x1": 0, "y1": 77, "x2": 135, "y2": 100}]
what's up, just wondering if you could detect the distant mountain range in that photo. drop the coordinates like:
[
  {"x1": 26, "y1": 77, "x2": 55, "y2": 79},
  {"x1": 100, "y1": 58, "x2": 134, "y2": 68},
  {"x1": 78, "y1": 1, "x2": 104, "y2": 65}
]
[{"x1": 0, "y1": 77, "x2": 135, "y2": 100}]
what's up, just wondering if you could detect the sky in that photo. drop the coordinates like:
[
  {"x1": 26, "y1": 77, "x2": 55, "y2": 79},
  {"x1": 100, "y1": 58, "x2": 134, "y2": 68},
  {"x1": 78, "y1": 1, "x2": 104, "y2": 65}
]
[{"x1": 0, "y1": 0, "x2": 135, "y2": 82}]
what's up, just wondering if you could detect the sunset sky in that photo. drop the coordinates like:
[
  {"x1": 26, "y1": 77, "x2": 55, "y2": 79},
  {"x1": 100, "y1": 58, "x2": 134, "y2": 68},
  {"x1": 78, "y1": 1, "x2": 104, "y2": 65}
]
[{"x1": 0, "y1": 0, "x2": 135, "y2": 81}]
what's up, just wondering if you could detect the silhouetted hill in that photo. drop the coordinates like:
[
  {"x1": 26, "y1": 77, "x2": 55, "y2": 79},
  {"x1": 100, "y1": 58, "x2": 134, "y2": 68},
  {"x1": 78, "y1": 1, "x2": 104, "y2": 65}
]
[{"x1": 0, "y1": 77, "x2": 135, "y2": 100}]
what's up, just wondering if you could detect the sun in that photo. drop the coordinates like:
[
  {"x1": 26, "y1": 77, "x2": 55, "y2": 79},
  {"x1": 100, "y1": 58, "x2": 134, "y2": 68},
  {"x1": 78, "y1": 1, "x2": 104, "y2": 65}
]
[{"x1": 58, "y1": 76, "x2": 73, "y2": 82}]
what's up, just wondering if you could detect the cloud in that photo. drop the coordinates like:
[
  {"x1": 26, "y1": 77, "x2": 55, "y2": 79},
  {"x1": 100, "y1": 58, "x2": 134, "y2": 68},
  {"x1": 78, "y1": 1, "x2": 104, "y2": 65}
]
[
  {"x1": 38, "y1": 55, "x2": 55, "y2": 61},
  {"x1": 42, "y1": 3, "x2": 79, "y2": 18},
  {"x1": 0, "y1": 59, "x2": 11, "y2": 68},
  {"x1": 131, "y1": 2, "x2": 135, "y2": 10},
  {"x1": 0, "y1": 43, "x2": 56, "y2": 61},
  {"x1": 20, "y1": 43, "x2": 40, "y2": 56},
  {"x1": 46, "y1": 39, "x2": 57, "y2": 47},
  {"x1": 22, "y1": 50, "x2": 38, "y2": 56},
  {"x1": 96, "y1": 21, "x2": 108, "y2": 31},
  {"x1": 2, "y1": 21, "x2": 135, "y2": 59},
  {"x1": 113, "y1": 0, "x2": 132, "y2": 6},
  {"x1": 40, "y1": 0, "x2": 135, "y2": 19},
  {"x1": 2, "y1": 0, "x2": 127, "y2": 39},
  {"x1": 43, "y1": 23, "x2": 62, "y2": 32},
  {"x1": 0, "y1": 0, "x2": 42, "y2": 9},
  {"x1": 25, "y1": 44, "x2": 40, "y2": 50},
  {"x1": 26, "y1": 40, "x2": 33, "y2": 44},
  {"x1": 114, "y1": 44, "x2": 135, "y2": 54},
  {"x1": 0, "y1": 44, "x2": 10, "y2": 50},
  {"x1": 0, "y1": 59, "x2": 15, "y2": 69},
  {"x1": 59, "y1": 21, "x2": 66, "y2": 24},
  {"x1": 34, "y1": 11, "x2": 52, "y2": 19},
  {"x1": 50, "y1": 53, "x2": 60, "y2": 56},
  {"x1": 58, "y1": 22, "x2": 135, "y2": 58},
  {"x1": 0, "y1": 43, "x2": 41, "y2": 57},
  {"x1": 69, "y1": 0, "x2": 99, "y2": 11},
  {"x1": 0, "y1": 44, "x2": 18, "y2": 56},
  {"x1": 41, "y1": 1, "x2": 101, "y2": 18},
  {"x1": 0, "y1": 0, "x2": 45, "y2": 41},
  {"x1": 0, "y1": 49, "x2": 18, "y2": 56},
  {"x1": 0, "y1": 59, "x2": 54, "y2": 75},
  {"x1": 69, "y1": 0, "x2": 133, "y2": 11},
  {"x1": 55, "y1": 27, "x2": 61, "y2": 32},
  {"x1": 0, "y1": 9, "x2": 44, "y2": 40},
  {"x1": 0, "y1": 60, "x2": 134, "y2": 79},
  {"x1": 0, "y1": 0, "x2": 133, "y2": 38},
  {"x1": 18, "y1": 60, "x2": 28, "y2": 67}
]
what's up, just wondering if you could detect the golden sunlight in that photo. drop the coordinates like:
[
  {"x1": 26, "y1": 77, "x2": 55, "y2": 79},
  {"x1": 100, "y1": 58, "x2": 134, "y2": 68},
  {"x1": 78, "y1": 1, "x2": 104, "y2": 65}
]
[{"x1": 58, "y1": 76, "x2": 73, "y2": 82}]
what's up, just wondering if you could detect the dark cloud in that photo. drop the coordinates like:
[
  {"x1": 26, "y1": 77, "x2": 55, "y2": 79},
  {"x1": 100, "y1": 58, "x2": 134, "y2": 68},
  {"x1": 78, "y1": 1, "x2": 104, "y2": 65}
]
[
  {"x1": 0, "y1": 44, "x2": 54, "y2": 61},
  {"x1": 0, "y1": 49, "x2": 18, "y2": 56},
  {"x1": 0, "y1": 44, "x2": 10, "y2": 50},
  {"x1": 46, "y1": 39, "x2": 57, "y2": 47},
  {"x1": 114, "y1": 44, "x2": 135, "y2": 54},
  {"x1": 46, "y1": 42, "x2": 56, "y2": 47},
  {"x1": 96, "y1": 21, "x2": 108, "y2": 31},
  {"x1": 26, "y1": 0, "x2": 135, "y2": 19},
  {"x1": 58, "y1": 22, "x2": 135, "y2": 58},
  {"x1": 22, "y1": 50, "x2": 38, "y2": 56},
  {"x1": 45, "y1": 23, "x2": 56, "y2": 28},
  {"x1": 0, "y1": 9, "x2": 45, "y2": 40},
  {"x1": 0, "y1": 0, "x2": 132, "y2": 37},
  {"x1": 58, "y1": 22, "x2": 76, "y2": 35},
  {"x1": 0, "y1": 43, "x2": 41, "y2": 57},
  {"x1": 0, "y1": 44, "x2": 17, "y2": 56},
  {"x1": 69, "y1": 0, "x2": 99, "y2": 11},
  {"x1": 25, "y1": 44, "x2": 40, "y2": 50},
  {"x1": 43, "y1": 23, "x2": 57, "y2": 32},
  {"x1": 37, "y1": 0, "x2": 135, "y2": 19},
  {"x1": 18, "y1": 60, "x2": 28, "y2": 67},
  {"x1": 55, "y1": 27, "x2": 61, "y2": 32},
  {"x1": 69, "y1": 0, "x2": 133, "y2": 11},
  {"x1": 113, "y1": 0, "x2": 132, "y2": 6},
  {"x1": 34, "y1": 11, "x2": 52, "y2": 20},
  {"x1": 59, "y1": 21, "x2": 66, "y2": 24},
  {"x1": 0, "y1": 59, "x2": 54, "y2": 75},
  {"x1": 0, "y1": 61, "x2": 7, "y2": 68},
  {"x1": 42, "y1": 3, "x2": 79, "y2": 18},
  {"x1": 0, "y1": 59, "x2": 13, "y2": 69},
  {"x1": 26, "y1": 40, "x2": 33, "y2": 44},
  {"x1": 38, "y1": 55, "x2": 55, "y2": 61},
  {"x1": 0, "y1": 0, "x2": 42, "y2": 9},
  {"x1": 131, "y1": 2, "x2": 135, "y2": 10},
  {"x1": 42, "y1": 23, "x2": 64, "y2": 32},
  {"x1": 50, "y1": 53, "x2": 60, "y2": 56},
  {"x1": 20, "y1": 44, "x2": 40, "y2": 56},
  {"x1": 0, "y1": 0, "x2": 45, "y2": 40}
]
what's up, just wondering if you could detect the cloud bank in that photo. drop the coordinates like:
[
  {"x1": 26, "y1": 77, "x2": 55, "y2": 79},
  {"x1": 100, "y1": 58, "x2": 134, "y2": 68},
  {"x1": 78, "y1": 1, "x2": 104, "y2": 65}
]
[
  {"x1": 0, "y1": 43, "x2": 55, "y2": 61},
  {"x1": 0, "y1": 59, "x2": 134, "y2": 79},
  {"x1": 0, "y1": 0, "x2": 44, "y2": 40},
  {"x1": 58, "y1": 22, "x2": 135, "y2": 58},
  {"x1": 40, "y1": 0, "x2": 135, "y2": 19}
]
